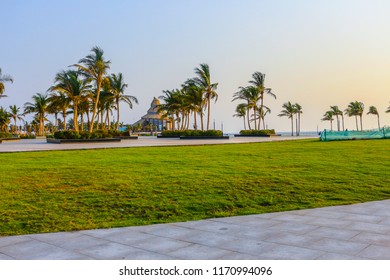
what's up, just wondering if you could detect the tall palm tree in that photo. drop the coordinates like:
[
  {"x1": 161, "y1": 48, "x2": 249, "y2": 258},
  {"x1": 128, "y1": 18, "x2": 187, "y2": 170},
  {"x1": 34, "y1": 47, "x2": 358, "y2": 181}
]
[
  {"x1": 293, "y1": 103, "x2": 303, "y2": 136},
  {"x1": 367, "y1": 106, "x2": 381, "y2": 130},
  {"x1": 24, "y1": 93, "x2": 49, "y2": 136},
  {"x1": 49, "y1": 70, "x2": 92, "y2": 131},
  {"x1": 233, "y1": 103, "x2": 247, "y2": 130},
  {"x1": 159, "y1": 89, "x2": 182, "y2": 130},
  {"x1": 278, "y1": 101, "x2": 295, "y2": 136},
  {"x1": 321, "y1": 111, "x2": 334, "y2": 131},
  {"x1": 345, "y1": 101, "x2": 364, "y2": 131},
  {"x1": 47, "y1": 92, "x2": 71, "y2": 131},
  {"x1": 248, "y1": 72, "x2": 276, "y2": 129},
  {"x1": 0, "y1": 68, "x2": 13, "y2": 96},
  {"x1": 192, "y1": 64, "x2": 218, "y2": 130},
  {"x1": 182, "y1": 79, "x2": 204, "y2": 130},
  {"x1": 107, "y1": 73, "x2": 138, "y2": 131},
  {"x1": 8, "y1": 105, "x2": 24, "y2": 133},
  {"x1": 73, "y1": 46, "x2": 111, "y2": 132},
  {"x1": 329, "y1": 105, "x2": 343, "y2": 131}
]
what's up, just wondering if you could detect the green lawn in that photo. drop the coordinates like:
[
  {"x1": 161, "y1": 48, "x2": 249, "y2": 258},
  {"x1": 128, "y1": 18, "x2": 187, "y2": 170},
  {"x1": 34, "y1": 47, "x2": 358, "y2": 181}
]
[{"x1": 1, "y1": 139, "x2": 390, "y2": 236}]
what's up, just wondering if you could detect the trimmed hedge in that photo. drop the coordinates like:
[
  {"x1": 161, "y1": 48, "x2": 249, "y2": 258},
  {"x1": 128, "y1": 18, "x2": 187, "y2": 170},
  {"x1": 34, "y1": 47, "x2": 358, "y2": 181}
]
[
  {"x1": 54, "y1": 130, "x2": 127, "y2": 140},
  {"x1": 0, "y1": 132, "x2": 13, "y2": 139},
  {"x1": 239, "y1": 129, "x2": 276, "y2": 136},
  {"x1": 20, "y1": 134, "x2": 36, "y2": 139},
  {"x1": 161, "y1": 130, "x2": 223, "y2": 137}
]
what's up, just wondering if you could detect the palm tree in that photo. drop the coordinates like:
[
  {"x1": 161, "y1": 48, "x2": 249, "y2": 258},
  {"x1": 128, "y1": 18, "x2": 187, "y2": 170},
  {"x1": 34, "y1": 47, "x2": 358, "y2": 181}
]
[
  {"x1": 182, "y1": 79, "x2": 204, "y2": 130},
  {"x1": 24, "y1": 93, "x2": 49, "y2": 136},
  {"x1": 386, "y1": 103, "x2": 390, "y2": 113},
  {"x1": 107, "y1": 73, "x2": 138, "y2": 131},
  {"x1": 49, "y1": 70, "x2": 92, "y2": 131},
  {"x1": 47, "y1": 92, "x2": 71, "y2": 131},
  {"x1": 329, "y1": 105, "x2": 343, "y2": 131},
  {"x1": 345, "y1": 101, "x2": 364, "y2": 131},
  {"x1": 0, "y1": 68, "x2": 13, "y2": 96},
  {"x1": 321, "y1": 111, "x2": 334, "y2": 131},
  {"x1": 73, "y1": 46, "x2": 111, "y2": 132},
  {"x1": 278, "y1": 101, "x2": 295, "y2": 136},
  {"x1": 367, "y1": 106, "x2": 381, "y2": 130},
  {"x1": 233, "y1": 103, "x2": 247, "y2": 130},
  {"x1": 293, "y1": 103, "x2": 303, "y2": 136},
  {"x1": 232, "y1": 86, "x2": 259, "y2": 130},
  {"x1": 0, "y1": 107, "x2": 10, "y2": 132},
  {"x1": 192, "y1": 64, "x2": 218, "y2": 130},
  {"x1": 8, "y1": 105, "x2": 24, "y2": 133},
  {"x1": 248, "y1": 72, "x2": 276, "y2": 129}
]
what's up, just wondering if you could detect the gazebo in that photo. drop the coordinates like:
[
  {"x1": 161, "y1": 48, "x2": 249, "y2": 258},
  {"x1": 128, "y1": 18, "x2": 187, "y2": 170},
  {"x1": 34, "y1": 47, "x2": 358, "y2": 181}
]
[{"x1": 133, "y1": 97, "x2": 171, "y2": 131}]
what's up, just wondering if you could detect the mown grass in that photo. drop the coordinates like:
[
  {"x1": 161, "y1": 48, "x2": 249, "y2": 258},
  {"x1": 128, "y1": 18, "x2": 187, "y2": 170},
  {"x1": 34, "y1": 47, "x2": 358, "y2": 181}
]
[{"x1": 1, "y1": 139, "x2": 390, "y2": 236}]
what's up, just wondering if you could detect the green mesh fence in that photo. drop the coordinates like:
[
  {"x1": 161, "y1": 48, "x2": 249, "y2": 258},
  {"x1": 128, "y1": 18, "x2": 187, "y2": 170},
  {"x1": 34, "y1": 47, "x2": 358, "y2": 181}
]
[{"x1": 320, "y1": 127, "x2": 390, "y2": 141}]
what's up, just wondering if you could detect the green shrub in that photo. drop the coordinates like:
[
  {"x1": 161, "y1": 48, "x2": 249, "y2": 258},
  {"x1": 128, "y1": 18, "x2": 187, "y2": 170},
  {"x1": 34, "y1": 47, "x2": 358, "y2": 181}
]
[
  {"x1": 20, "y1": 134, "x2": 36, "y2": 139},
  {"x1": 0, "y1": 132, "x2": 13, "y2": 139},
  {"x1": 161, "y1": 130, "x2": 223, "y2": 137},
  {"x1": 239, "y1": 129, "x2": 276, "y2": 136}
]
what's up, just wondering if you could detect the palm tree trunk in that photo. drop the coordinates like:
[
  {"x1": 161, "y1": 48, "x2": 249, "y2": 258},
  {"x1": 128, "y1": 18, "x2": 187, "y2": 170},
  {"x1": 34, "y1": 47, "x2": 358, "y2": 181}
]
[
  {"x1": 199, "y1": 111, "x2": 204, "y2": 131},
  {"x1": 247, "y1": 109, "x2": 251, "y2": 130},
  {"x1": 298, "y1": 114, "x2": 301, "y2": 136},
  {"x1": 377, "y1": 114, "x2": 381, "y2": 130},
  {"x1": 81, "y1": 114, "x2": 84, "y2": 131},
  {"x1": 86, "y1": 111, "x2": 91, "y2": 131},
  {"x1": 116, "y1": 98, "x2": 120, "y2": 131},
  {"x1": 341, "y1": 115, "x2": 345, "y2": 131},
  {"x1": 107, "y1": 110, "x2": 110, "y2": 130},
  {"x1": 360, "y1": 115, "x2": 363, "y2": 131},
  {"x1": 206, "y1": 98, "x2": 211, "y2": 130},
  {"x1": 330, "y1": 120, "x2": 333, "y2": 131},
  {"x1": 89, "y1": 80, "x2": 102, "y2": 132},
  {"x1": 355, "y1": 116, "x2": 359, "y2": 130},
  {"x1": 63, "y1": 111, "x2": 67, "y2": 131},
  {"x1": 73, "y1": 103, "x2": 79, "y2": 132},
  {"x1": 243, "y1": 117, "x2": 246, "y2": 130},
  {"x1": 336, "y1": 115, "x2": 340, "y2": 131},
  {"x1": 291, "y1": 117, "x2": 294, "y2": 136},
  {"x1": 253, "y1": 107, "x2": 257, "y2": 130},
  {"x1": 193, "y1": 111, "x2": 197, "y2": 130}
]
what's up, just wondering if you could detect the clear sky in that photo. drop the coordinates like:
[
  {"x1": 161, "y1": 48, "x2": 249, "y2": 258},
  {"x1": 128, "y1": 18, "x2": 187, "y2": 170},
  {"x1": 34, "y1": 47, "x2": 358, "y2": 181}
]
[{"x1": 1, "y1": 0, "x2": 389, "y2": 133}]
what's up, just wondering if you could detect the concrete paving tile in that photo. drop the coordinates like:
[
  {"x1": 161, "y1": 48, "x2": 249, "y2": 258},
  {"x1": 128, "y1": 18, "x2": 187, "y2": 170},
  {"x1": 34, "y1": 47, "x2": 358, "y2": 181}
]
[
  {"x1": 167, "y1": 244, "x2": 234, "y2": 260},
  {"x1": 301, "y1": 209, "x2": 348, "y2": 219},
  {"x1": 351, "y1": 232, "x2": 390, "y2": 246},
  {"x1": 185, "y1": 220, "x2": 246, "y2": 235},
  {"x1": 378, "y1": 217, "x2": 390, "y2": 226},
  {"x1": 124, "y1": 251, "x2": 177, "y2": 260},
  {"x1": 131, "y1": 236, "x2": 192, "y2": 253},
  {"x1": 229, "y1": 219, "x2": 282, "y2": 229},
  {"x1": 347, "y1": 221, "x2": 390, "y2": 234},
  {"x1": 306, "y1": 226, "x2": 360, "y2": 240},
  {"x1": 0, "y1": 252, "x2": 14, "y2": 260},
  {"x1": 218, "y1": 239, "x2": 278, "y2": 256},
  {"x1": 0, "y1": 239, "x2": 88, "y2": 260},
  {"x1": 315, "y1": 252, "x2": 367, "y2": 260},
  {"x1": 48, "y1": 235, "x2": 109, "y2": 250},
  {"x1": 357, "y1": 245, "x2": 390, "y2": 260},
  {"x1": 256, "y1": 244, "x2": 325, "y2": 260},
  {"x1": 0, "y1": 236, "x2": 32, "y2": 248},
  {"x1": 236, "y1": 228, "x2": 285, "y2": 240},
  {"x1": 219, "y1": 252, "x2": 260, "y2": 260},
  {"x1": 173, "y1": 230, "x2": 238, "y2": 247},
  {"x1": 267, "y1": 222, "x2": 319, "y2": 234},
  {"x1": 28, "y1": 231, "x2": 84, "y2": 244},
  {"x1": 132, "y1": 225, "x2": 195, "y2": 239},
  {"x1": 272, "y1": 213, "x2": 316, "y2": 223},
  {"x1": 342, "y1": 213, "x2": 384, "y2": 223},
  {"x1": 338, "y1": 205, "x2": 381, "y2": 215},
  {"x1": 95, "y1": 230, "x2": 155, "y2": 245},
  {"x1": 307, "y1": 238, "x2": 368, "y2": 255},
  {"x1": 265, "y1": 232, "x2": 322, "y2": 246},
  {"x1": 79, "y1": 242, "x2": 143, "y2": 260},
  {"x1": 306, "y1": 217, "x2": 353, "y2": 228}
]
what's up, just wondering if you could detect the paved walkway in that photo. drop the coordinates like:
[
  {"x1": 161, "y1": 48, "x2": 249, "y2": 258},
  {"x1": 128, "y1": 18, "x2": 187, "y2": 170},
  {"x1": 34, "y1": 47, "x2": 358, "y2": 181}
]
[
  {"x1": 1, "y1": 200, "x2": 390, "y2": 260},
  {"x1": 0, "y1": 135, "x2": 317, "y2": 153}
]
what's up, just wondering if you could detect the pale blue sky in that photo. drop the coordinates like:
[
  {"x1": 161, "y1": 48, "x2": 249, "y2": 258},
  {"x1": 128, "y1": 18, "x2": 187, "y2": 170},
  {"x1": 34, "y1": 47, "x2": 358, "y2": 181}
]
[{"x1": 1, "y1": 0, "x2": 390, "y2": 132}]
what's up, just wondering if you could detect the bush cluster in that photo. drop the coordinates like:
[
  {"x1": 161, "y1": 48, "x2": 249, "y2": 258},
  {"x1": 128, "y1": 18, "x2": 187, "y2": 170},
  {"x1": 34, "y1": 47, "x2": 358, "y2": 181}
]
[
  {"x1": 0, "y1": 132, "x2": 14, "y2": 138},
  {"x1": 239, "y1": 129, "x2": 276, "y2": 136},
  {"x1": 54, "y1": 130, "x2": 123, "y2": 140},
  {"x1": 161, "y1": 130, "x2": 223, "y2": 137},
  {"x1": 20, "y1": 134, "x2": 36, "y2": 139}
]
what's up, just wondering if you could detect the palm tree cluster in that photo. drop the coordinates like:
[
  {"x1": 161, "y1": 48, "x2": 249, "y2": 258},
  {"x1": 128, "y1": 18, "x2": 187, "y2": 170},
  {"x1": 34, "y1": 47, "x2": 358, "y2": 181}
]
[
  {"x1": 159, "y1": 63, "x2": 218, "y2": 131},
  {"x1": 322, "y1": 101, "x2": 389, "y2": 131},
  {"x1": 278, "y1": 102, "x2": 303, "y2": 136},
  {"x1": 22, "y1": 47, "x2": 138, "y2": 136},
  {"x1": 232, "y1": 72, "x2": 276, "y2": 130}
]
